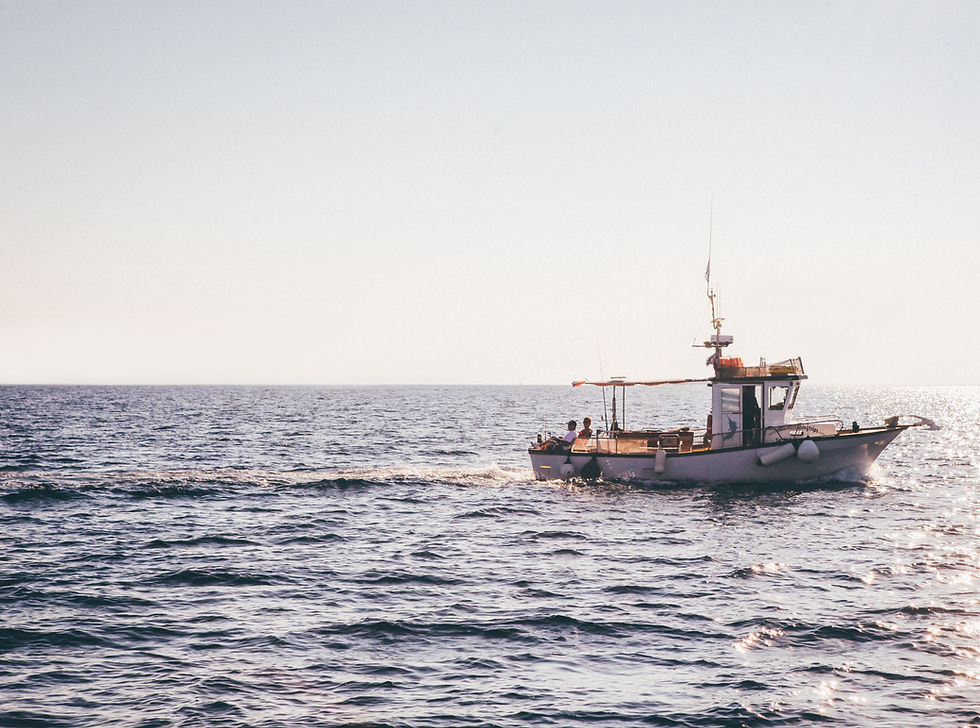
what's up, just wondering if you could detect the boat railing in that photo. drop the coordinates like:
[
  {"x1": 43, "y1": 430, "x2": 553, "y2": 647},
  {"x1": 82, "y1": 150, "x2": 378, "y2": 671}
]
[
  {"x1": 770, "y1": 357, "x2": 805, "y2": 376},
  {"x1": 564, "y1": 417, "x2": 848, "y2": 454},
  {"x1": 715, "y1": 357, "x2": 805, "y2": 380},
  {"x1": 765, "y1": 418, "x2": 843, "y2": 442},
  {"x1": 571, "y1": 429, "x2": 707, "y2": 455},
  {"x1": 708, "y1": 419, "x2": 843, "y2": 448}
]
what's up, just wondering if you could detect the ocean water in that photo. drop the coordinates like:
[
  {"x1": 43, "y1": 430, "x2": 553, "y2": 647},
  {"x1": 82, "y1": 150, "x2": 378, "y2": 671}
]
[{"x1": 1, "y1": 384, "x2": 977, "y2": 728}]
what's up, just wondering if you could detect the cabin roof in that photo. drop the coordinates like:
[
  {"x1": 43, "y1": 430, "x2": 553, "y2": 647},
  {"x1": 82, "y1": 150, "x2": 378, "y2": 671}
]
[
  {"x1": 713, "y1": 357, "x2": 806, "y2": 382},
  {"x1": 571, "y1": 358, "x2": 806, "y2": 387},
  {"x1": 712, "y1": 373, "x2": 808, "y2": 383}
]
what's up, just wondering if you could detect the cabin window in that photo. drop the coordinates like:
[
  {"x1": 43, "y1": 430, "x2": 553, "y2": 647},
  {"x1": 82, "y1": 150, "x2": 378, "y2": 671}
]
[
  {"x1": 768, "y1": 385, "x2": 789, "y2": 410},
  {"x1": 720, "y1": 387, "x2": 741, "y2": 413},
  {"x1": 786, "y1": 383, "x2": 799, "y2": 409}
]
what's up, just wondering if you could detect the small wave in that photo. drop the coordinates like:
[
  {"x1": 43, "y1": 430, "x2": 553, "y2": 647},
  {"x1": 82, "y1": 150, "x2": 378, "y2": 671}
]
[
  {"x1": 0, "y1": 453, "x2": 44, "y2": 470},
  {"x1": 103, "y1": 624, "x2": 189, "y2": 644},
  {"x1": 603, "y1": 584, "x2": 667, "y2": 596},
  {"x1": 731, "y1": 618, "x2": 915, "y2": 647},
  {"x1": 144, "y1": 535, "x2": 258, "y2": 549},
  {"x1": 316, "y1": 619, "x2": 528, "y2": 643},
  {"x1": 0, "y1": 626, "x2": 116, "y2": 651},
  {"x1": 293, "y1": 477, "x2": 384, "y2": 490},
  {"x1": 455, "y1": 504, "x2": 542, "y2": 519},
  {"x1": 155, "y1": 568, "x2": 285, "y2": 587},
  {"x1": 452, "y1": 656, "x2": 507, "y2": 671},
  {"x1": 726, "y1": 562, "x2": 791, "y2": 579},
  {"x1": 733, "y1": 679, "x2": 770, "y2": 690},
  {"x1": 126, "y1": 484, "x2": 230, "y2": 499},
  {"x1": 624, "y1": 555, "x2": 714, "y2": 566},
  {"x1": 510, "y1": 614, "x2": 730, "y2": 641},
  {"x1": 518, "y1": 587, "x2": 564, "y2": 599},
  {"x1": 803, "y1": 623, "x2": 914, "y2": 643},
  {"x1": 409, "y1": 549, "x2": 446, "y2": 560},
  {"x1": 275, "y1": 533, "x2": 346, "y2": 545},
  {"x1": 9, "y1": 590, "x2": 156, "y2": 611},
  {"x1": 455, "y1": 509, "x2": 503, "y2": 519},
  {"x1": 1, "y1": 486, "x2": 90, "y2": 504},
  {"x1": 851, "y1": 667, "x2": 945, "y2": 684},
  {"x1": 357, "y1": 664, "x2": 415, "y2": 676},
  {"x1": 510, "y1": 702, "x2": 802, "y2": 726},
  {"x1": 870, "y1": 604, "x2": 973, "y2": 617},
  {"x1": 519, "y1": 529, "x2": 588, "y2": 540},
  {"x1": 355, "y1": 571, "x2": 463, "y2": 587}
]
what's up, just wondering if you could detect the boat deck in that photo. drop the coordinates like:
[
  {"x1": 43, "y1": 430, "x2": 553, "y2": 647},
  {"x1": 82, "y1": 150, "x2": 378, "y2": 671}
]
[{"x1": 561, "y1": 423, "x2": 904, "y2": 457}]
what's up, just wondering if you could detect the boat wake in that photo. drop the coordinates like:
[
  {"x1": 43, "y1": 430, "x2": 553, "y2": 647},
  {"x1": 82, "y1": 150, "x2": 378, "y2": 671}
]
[
  {"x1": 325, "y1": 463, "x2": 535, "y2": 488},
  {"x1": 0, "y1": 463, "x2": 537, "y2": 498}
]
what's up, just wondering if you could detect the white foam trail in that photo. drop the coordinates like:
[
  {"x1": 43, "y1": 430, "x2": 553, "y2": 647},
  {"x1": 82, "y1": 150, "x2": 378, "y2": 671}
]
[
  {"x1": 331, "y1": 463, "x2": 536, "y2": 487},
  {"x1": 0, "y1": 464, "x2": 538, "y2": 490}
]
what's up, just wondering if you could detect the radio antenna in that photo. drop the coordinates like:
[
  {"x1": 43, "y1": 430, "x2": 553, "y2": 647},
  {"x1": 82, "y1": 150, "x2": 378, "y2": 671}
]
[
  {"x1": 705, "y1": 197, "x2": 713, "y2": 297},
  {"x1": 694, "y1": 197, "x2": 732, "y2": 365}
]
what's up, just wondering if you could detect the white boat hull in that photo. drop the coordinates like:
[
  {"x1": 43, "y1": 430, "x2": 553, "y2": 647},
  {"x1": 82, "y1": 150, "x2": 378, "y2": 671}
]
[{"x1": 528, "y1": 427, "x2": 909, "y2": 485}]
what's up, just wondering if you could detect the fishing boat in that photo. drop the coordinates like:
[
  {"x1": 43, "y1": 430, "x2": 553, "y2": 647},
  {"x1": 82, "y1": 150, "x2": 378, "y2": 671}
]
[{"x1": 529, "y1": 282, "x2": 936, "y2": 485}]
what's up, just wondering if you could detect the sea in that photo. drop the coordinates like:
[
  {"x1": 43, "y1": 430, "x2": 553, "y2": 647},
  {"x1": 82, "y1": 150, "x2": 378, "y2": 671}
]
[{"x1": 1, "y1": 384, "x2": 977, "y2": 728}]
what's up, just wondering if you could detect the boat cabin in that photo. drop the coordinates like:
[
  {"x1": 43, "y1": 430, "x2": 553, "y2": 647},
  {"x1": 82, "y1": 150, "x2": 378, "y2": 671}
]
[
  {"x1": 565, "y1": 356, "x2": 811, "y2": 456},
  {"x1": 709, "y1": 357, "x2": 809, "y2": 448}
]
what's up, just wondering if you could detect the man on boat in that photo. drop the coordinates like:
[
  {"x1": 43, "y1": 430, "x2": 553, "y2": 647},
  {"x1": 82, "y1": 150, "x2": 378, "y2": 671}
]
[
  {"x1": 535, "y1": 421, "x2": 578, "y2": 451},
  {"x1": 561, "y1": 421, "x2": 578, "y2": 444},
  {"x1": 579, "y1": 417, "x2": 593, "y2": 439}
]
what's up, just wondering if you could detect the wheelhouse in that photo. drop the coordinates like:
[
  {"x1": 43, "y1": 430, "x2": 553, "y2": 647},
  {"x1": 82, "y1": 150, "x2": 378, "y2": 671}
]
[{"x1": 709, "y1": 357, "x2": 807, "y2": 448}]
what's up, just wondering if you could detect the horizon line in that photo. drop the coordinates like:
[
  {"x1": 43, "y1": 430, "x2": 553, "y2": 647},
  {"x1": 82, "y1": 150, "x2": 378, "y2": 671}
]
[{"x1": 1, "y1": 381, "x2": 977, "y2": 388}]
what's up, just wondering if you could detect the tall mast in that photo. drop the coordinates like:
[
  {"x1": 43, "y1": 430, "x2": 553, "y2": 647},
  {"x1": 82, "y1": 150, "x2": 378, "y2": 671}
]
[
  {"x1": 705, "y1": 198, "x2": 713, "y2": 299},
  {"x1": 697, "y1": 200, "x2": 732, "y2": 366}
]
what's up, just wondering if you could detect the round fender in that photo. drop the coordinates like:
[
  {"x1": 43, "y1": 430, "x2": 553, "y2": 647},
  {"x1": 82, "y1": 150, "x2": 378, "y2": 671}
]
[
  {"x1": 654, "y1": 448, "x2": 667, "y2": 474},
  {"x1": 758, "y1": 442, "x2": 796, "y2": 466},
  {"x1": 797, "y1": 438, "x2": 820, "y2": 463}
]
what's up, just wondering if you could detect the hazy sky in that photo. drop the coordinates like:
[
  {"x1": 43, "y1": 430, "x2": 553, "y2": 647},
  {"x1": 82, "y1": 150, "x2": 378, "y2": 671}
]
[{"x1": 2, "y1": 1, "x2": 977, "y2": 384}]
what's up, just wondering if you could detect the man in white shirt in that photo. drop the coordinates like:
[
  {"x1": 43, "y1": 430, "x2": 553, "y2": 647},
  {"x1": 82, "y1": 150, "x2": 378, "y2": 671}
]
[{"x1": 561, "y1": 421, "x2": 578, "y2": 444}]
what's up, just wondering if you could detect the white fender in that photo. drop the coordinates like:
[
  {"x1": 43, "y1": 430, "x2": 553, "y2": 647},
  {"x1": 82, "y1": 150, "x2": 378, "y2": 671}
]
[
  {"x1": 559, "y1": 463, "x2": 575, "y2": 479},
  {"x1": 758, "y1": 442, "x2": 796, "y2": 466},
  {"x1": 797, "y1": 438, "x2": 820, "y2": 463},
  {"x1": 654, "y1": 448, "x2": 667, "y2": 474}
]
